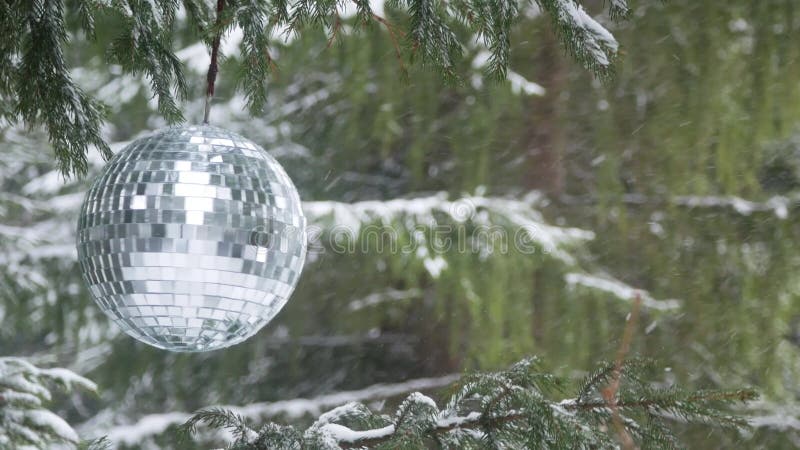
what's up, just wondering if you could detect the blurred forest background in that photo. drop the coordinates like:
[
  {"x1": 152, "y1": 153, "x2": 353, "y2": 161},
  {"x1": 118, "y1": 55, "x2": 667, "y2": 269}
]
[{"x1": 2, "y1": 0, "x2": 800, "y2": 448}]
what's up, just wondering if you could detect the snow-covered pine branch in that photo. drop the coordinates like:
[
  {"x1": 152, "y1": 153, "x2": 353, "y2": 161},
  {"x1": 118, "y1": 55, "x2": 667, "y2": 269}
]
[
  {"x1": 0, "y1": 0, "x2": 626, "y2": 177},
  {"x1": 304, "y1": 191, "x2": 595, "y2": 269},
  {"x1": 78, "y1": 374, "x2": 459, "y2": 447},
  {"x1": 0, "y1": 357, "x2": 96, "y2": 449},
  {"x1": 536, "y1": 0, "x2": 624, "y2": 74},
  {"x1": 181, "y1": 356, "x2": 756, "y2": 449}
]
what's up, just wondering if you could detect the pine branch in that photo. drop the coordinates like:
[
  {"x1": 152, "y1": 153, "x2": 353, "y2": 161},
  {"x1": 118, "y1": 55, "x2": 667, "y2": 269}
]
[
  {"x1": 0, "y1": 0, "x2": 628, "y2": 178},
  {"x1": 13, "y1": 0, "x2": 111, "y2": 177},
  {"x1": 535, "y1": 0, "x2": 622, "y2": 77},
  {"x1": 180, "y1": 356, "x2": 757, "y2": 449},
  {"x1": 176, "y1": 297, "x2": 757, "y2": 449},
  {"x1": 0, "y1": 358, "x2": 97, "y2": 449}
]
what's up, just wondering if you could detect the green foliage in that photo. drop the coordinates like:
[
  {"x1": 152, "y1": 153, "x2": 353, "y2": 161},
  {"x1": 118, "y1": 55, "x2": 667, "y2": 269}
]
[
  {"x1": 759, "y1": 134, "x2": 800, "y2": 194},
  {"x1": 535, "y1": 0, "x2": 621, "y2": 77},
  {"x1": 102, "y1": 0, "x2": 189, "y2": 123},
  {"x1": 1, "y1": 0, "x2": 111, "y2": 177},
  {"x1": 2, "y1": 1, "x2": 800, "y2": 448},
  {"x1": 79, "y1": 436, "x2": 113, "y2": 450},
  {"x1": 181, "y1": 356, "x2": 757, "y2": 449},
  {"x1": 0, "y1": 0, "x2": 626, "y2": 177},
  {"x1": 0, "y1": 357, "x2": 97, "y2": 449}
]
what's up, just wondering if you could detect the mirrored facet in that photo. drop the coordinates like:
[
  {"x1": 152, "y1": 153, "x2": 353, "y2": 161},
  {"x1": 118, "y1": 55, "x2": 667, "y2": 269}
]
[{"x1": 77, "y1": 125, "x2": 307, "y2": 352}]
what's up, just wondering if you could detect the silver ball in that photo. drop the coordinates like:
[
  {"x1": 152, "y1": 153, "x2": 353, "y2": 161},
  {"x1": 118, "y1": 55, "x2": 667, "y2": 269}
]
[{"x1": 77, "y1": 125, "x2": 306, "y2": 352}]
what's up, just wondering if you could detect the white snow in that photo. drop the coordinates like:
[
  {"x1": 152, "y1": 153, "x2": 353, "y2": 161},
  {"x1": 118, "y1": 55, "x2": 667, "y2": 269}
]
[
  {"x1": 745, "y1": 400, "x2": 800, "y2": 431},
  {"x1": 175, "y1": 42, "x2": 209, "y2": 72},
  {"x1": 564, "y1": 272, "x2": 682, "y2": 311},
  {"x1": 96, "y1": 75, "x2": 141, "y2": 106},
  {"x1": 40, "y1": 367, "x2": 98, "y2": 392},
  {"x1": 87, "y1": 374, "x2": 459, "y2": 446},
  {"x1": 507, "y1": 70, "x2": 546, "y2": 96},
  {"x1": 0, "y1": 358, "x2": 95, "y2": 446},
  {"x1": 348, "y1": 288, "x2": 422, "y2": 311},
  {"x1": 338, "y1": 0, "x2": 386, "y2": 20},
  {"x1": 304, "y1": 192, "x2": 594, "y2": 265},
  {"x1": 471, "y1": 50, "x2": 492, "y2": 70},
  {"x1": 235, "y1": 374, "x2": 458, "y2": 421},
  {"x1": 423, "y1": 256, "x2": 448, "y2": 278},
  {"x1": 675, "y1": 195, "x2": 792, "y2": 219},
  {"x1": 436, "y1": 411, "x2": 481, "y2": 427},
  {"x1": 310, "y1": 395, "x2": 499, "y2": 447},
  {"x1": 105, "y1": 412, "x2": 190, "y2": 446},
  {"x1": 405, "y1": 391, "x2": 437, "y2": 409},
  {"x1": 748, "y1": 411, "x2": 800, "y2": 431},
  {"x1": 554, "y1": 0, "x2": 618, "y2": 66},
  {"x1": 1, "y1": 391, "x2": 42, "y2": 406},
  {"x1": 21, "y1": 170, "x2": 66, "y2": 195},
  {"x1": 311, "y1": 402, "x2": 367, "y2": 428},
  {"x1": 471, "y1": 50, "x2": 545, "y2": 97},
  {"x1": 24, "y1": 410, "x2": 79, "y2": 443},
  {"x1": 222, "y1": 27, "x2": 245, "y2": 58},
  {"x1": 319, "y1": 422, "x2": 395, "y2": 443}
]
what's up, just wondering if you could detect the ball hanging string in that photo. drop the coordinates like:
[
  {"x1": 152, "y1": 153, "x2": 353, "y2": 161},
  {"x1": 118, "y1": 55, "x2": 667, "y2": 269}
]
[{"x1": 203, "y1": 0, "x2": 226, "y2": 125}]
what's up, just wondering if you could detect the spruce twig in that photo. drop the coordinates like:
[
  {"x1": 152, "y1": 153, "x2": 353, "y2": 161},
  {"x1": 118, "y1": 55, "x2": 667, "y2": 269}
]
[
  {"x1": 1, "y1": 0, "x2": 630, "y2": 177},
  {"x1": 603, "y1": 292, "x2": 642, "y2": 449},
  {"x1": 180, "y1": 354, "x2": 757, "y2": 449}
]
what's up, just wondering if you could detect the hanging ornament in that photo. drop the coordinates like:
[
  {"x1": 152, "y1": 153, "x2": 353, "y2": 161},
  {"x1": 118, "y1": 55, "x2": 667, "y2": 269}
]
[{"x1": 76, "y1": 125, "x2": 307, "y2": 352}]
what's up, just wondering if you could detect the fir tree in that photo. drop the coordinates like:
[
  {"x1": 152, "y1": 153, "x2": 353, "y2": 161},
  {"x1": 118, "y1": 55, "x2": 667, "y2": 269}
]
[
  {"x1": 180, "y1": 357, "x2": 757, "y2": 449},
  {"x1": 0, "y1": 357, "x2": 96, "y2": 448},
  {"x1": 175, "y1": 299, "x2": 757, "y2": 449},
  {"x1": 0, "y1": 0, "x2": 627, "y2": 177}
]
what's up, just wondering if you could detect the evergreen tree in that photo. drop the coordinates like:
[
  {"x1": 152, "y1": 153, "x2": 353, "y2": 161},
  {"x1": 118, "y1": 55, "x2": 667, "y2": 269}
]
[
  {"x1": 181, "y1": 357, "x2": 757, "y2": 449},
  {"x1": 2, "y1": 0, "x2": 799, "y2": 448},
  {"x1": 0, "y1": 0, "x2": 627, "y2": 177},
  {"x1": 0, "y1": 357, "x2": 96, "y2": 448}
]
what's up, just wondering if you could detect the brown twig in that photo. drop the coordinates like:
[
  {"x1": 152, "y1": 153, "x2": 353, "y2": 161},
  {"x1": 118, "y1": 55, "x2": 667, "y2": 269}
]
[
  {"x1": 602, "y1": 292, "x2": 642, "y2": 450},
  {"x1": 327, "y1": 11, "x2": 342, "y2": 48},
  {"x1": 371, "y1": 13, "x2": 407, "y2": 74},
  {"x1": 203, "y1": 0, "x2": 226, "y2": 124}
]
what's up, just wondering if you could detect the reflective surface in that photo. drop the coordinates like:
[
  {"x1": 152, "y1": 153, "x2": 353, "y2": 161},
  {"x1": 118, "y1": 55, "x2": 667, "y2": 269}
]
[{"x1": 77, "y1": 125, "x2": 306, "y2": 351}]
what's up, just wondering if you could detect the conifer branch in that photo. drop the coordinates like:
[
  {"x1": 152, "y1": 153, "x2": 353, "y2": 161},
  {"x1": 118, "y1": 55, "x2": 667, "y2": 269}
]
[
  {"x1": 0, "y1": 358, "x2": 97, "y2": 448},
  {"x1": 177, "y1": 299, "x2": 757, "y2": 449},
  {"x1": 0, "y1": 0, "x2": 629, "y2": 177},
  {"x1": 181, "y1": 356, "x2": 757, "y2": 449},
  {"x1": 371, "y1": 13, "x2": 408, "y2": 76},
  {"x1": 603, "y1": 293, "x2": 642, "y2": 449}
]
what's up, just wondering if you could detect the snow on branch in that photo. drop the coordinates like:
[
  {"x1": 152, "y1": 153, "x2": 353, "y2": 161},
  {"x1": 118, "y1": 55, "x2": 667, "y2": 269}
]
[
  {"x1": 746, "y1": 400, "x2": 800, "y2": 431},
  {"x1": 561, "y1": 193, "x2": 798, "y2": 219},
  {"x1": 304, "y1": 192, "x2": 595, "y2": 265},
  {"x1": 536, "y1": 0, "x2": 623, "y2": 73},
  {"x1": 84, "y1": 374, "x2": 458, "y2": 447},
  {"x1": 347, "y1": 288, "x2": 422, "y2": 311},
  {"x1": 565, "y1": 272, "x2": 682, "y2": 312},
  {"x1": 181, "y1": 356, "x2": 756, "y2": 449},
  {"x1": 674, "y1": 195, "x2": 793, "y2": 219},
  {"x1": 0, "y1": 358, "x2": 96, "y2": 449}
]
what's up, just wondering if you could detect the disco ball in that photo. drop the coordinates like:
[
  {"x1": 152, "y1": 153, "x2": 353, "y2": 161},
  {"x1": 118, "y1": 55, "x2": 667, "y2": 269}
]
[{"x1": 76, "y1": 125, "x2": 307, "y2": 352}]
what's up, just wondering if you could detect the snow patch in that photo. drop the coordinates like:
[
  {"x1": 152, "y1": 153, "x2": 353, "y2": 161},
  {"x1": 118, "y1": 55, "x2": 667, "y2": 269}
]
[
  {"x1": 508, "y1": 71, "x2": 546, "y2": 96},
  {"x1": 675, "y1": 195, "x2": 791, "y2": 219},
  {"x1": 565, "y1": 272, "x2": 681, "y2": 312},
  {"x1": 554, "y1": 0, "x2": 618, "y2": 66},
  {"x1": 88, "y1": 374, "x2": 459, "y2": 446}
]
